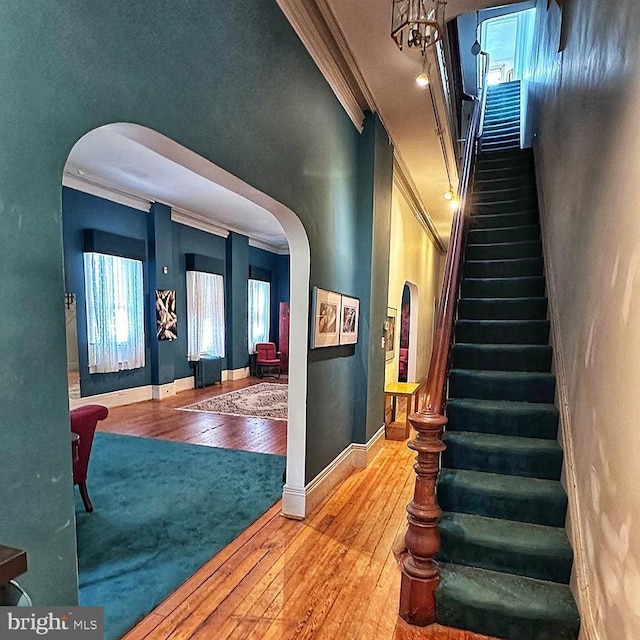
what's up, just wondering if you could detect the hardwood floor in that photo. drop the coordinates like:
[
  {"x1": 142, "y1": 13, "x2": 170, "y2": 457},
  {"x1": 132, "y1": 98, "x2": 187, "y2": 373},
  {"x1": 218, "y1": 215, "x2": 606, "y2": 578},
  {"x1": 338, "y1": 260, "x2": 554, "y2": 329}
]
[
  {"x1": 121, "y1": 437, "x2": 498, "y2": 640},
  {"x1": 98, "y1": 378, "x2": 287, "y2": 455}
]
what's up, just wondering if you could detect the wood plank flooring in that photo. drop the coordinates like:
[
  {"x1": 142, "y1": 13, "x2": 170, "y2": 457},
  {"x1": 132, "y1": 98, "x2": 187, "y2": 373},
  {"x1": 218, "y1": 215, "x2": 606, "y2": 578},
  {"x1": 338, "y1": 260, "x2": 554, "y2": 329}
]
[
  {"x1": 121, "y1": 437, "x2": 498, "y2": 640},
  {"x1": 98, "y1": 378, "x2": 287, "y2": 455}
]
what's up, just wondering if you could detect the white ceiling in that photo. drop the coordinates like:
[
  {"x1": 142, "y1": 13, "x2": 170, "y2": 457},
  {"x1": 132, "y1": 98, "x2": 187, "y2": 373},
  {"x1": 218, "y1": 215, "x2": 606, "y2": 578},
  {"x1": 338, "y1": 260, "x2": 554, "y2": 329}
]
[{"x1": 64, "y1": 124, "x2": 289, "y2": 253}]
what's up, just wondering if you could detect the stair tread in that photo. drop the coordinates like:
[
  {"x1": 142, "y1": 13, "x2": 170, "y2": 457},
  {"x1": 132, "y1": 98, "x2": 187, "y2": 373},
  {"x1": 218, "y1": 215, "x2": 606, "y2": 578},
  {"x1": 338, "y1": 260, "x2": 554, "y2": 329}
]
[
  {"x1": 436, "y1": 563, "x2": 580, "y2": 639},
  {"x1": 447, "y1": 397, "x2": 558, "y2": 414},
  {"x1": 438, "y1": 468, "x2": 566, "y2": 501},
  {"x1": 444, "y1": 430, "x2": 562, "y2": 456}
]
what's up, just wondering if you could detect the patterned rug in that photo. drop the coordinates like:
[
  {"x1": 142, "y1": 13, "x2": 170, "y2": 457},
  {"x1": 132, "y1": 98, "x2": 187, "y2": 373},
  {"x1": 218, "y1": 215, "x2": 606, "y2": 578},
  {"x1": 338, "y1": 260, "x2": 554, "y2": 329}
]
[{"x1": 178, "y1": 383, "x2": 288, "y2": 420}]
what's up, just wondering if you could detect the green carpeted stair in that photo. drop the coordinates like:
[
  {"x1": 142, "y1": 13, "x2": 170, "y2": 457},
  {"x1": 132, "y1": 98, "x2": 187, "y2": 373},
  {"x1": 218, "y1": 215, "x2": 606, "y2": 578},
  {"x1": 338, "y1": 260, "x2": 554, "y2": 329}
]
[{"x1": 433, "y1": 81, "x2": 580, "y2": 640}]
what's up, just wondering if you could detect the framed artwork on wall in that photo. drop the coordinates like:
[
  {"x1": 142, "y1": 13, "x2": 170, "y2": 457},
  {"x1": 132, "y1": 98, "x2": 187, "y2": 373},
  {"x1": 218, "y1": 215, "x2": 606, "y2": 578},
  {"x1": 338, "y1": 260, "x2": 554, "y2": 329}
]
[
  {"x1": 311, "y1": 287, "x2": 341, "y2": 348},
  {"x1": 385, "y1": 307, "x2": 397, "y2": 361},
  {"x1": 339, "y1": 295, "x2": 360, "y2": 345},
  {"x1": 156, "y1": 289, "x2": 177, "y2": 341}
]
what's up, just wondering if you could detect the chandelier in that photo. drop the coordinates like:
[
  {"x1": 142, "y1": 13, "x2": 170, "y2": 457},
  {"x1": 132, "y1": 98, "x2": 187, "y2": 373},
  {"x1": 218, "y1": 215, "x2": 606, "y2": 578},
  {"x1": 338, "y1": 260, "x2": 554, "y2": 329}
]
[{"x1": 391, "y1": 0, "x2": 446, "y2": 53}]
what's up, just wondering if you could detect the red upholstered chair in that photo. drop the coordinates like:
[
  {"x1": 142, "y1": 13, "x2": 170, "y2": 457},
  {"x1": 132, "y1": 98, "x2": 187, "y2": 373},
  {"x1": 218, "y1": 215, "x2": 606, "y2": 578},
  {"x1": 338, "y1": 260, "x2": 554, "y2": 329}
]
[
  {"x1": 70, "y1": 404, "x2": 109, "y2": 513},
  {"x1": 255, "y1": 342, "x2": 281, "y2": 379}
]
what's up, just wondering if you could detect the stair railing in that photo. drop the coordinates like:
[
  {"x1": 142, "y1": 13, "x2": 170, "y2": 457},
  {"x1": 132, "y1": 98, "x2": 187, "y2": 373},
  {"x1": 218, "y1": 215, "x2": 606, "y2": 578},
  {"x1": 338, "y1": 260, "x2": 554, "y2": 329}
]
[{"x1": 398, "y1": 52, "x2": 490, "y2": 626}]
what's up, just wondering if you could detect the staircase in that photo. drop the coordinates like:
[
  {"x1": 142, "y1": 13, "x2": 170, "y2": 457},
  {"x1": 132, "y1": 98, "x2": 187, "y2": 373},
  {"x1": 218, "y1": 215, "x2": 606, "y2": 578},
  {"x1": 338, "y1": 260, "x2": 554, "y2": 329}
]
[{"x1": 433, "y1": 82, "x2": 581, "y2": 640}]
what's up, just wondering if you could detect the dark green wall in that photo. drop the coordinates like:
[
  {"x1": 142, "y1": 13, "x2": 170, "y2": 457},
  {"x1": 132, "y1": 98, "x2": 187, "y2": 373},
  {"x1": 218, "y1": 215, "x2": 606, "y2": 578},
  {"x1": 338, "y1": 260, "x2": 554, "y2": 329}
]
[{"x1": 0, "y1": 0, "x2": 392, "y2": 605}]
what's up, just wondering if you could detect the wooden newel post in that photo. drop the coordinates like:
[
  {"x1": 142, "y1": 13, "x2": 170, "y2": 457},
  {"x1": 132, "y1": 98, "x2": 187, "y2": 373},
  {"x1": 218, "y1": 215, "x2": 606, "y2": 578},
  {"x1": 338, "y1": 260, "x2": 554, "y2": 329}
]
[{"x1": 399, "y1": 409, "x2": 447, "y2": 626}]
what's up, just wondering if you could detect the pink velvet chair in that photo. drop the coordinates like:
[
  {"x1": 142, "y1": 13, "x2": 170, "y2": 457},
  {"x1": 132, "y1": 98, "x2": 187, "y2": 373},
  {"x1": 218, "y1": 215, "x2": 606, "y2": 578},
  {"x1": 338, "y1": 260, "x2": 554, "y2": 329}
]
[
  {"x1": 255, "y1": 342, "x2": 281, "y2": 379},
  {"x1": 70, "y1": 404, "x2": 109, "y2": 512}
]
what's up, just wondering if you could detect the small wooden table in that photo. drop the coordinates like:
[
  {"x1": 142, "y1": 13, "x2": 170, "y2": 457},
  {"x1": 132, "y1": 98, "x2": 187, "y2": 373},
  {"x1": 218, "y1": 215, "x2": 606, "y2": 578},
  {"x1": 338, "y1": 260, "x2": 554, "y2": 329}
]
[{"x1": 384, "y1": 382, "x2": 420, "y2": 441}]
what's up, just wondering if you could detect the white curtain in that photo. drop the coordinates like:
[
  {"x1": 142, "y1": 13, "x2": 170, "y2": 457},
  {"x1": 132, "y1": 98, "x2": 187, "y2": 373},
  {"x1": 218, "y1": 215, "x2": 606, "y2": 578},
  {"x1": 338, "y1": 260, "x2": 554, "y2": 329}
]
[
  {"x1": 248, "y1": 279, "x2": 270, "y2": 352},
  {"x1": 84, "y1": 252, "x2": 145, "y2": 373},
  {"x1": 186, "y1": 271, "x2": 226, "y2": 361}
]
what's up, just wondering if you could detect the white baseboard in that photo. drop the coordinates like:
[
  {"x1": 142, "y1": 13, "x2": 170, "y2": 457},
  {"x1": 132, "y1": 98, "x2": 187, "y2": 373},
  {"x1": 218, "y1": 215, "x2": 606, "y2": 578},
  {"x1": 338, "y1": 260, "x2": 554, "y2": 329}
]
[
  {"x1": 174, "y1": 376, "x2": 195, "y2": 393},
  {"x1": 152, "y1": 382, "x2": 176, "y2": 400},
  {"x1": 282, "y1": 426, "x2": 386, "y2": 519},
  {"x1": 222, "y1": 367, "x2": 250, "y2": 381},
  {"x1": 352, "y1": 425, "x2": 385, "y2": 468},
  {"x1": 70, "y1": 375, "x2": 196, "y2": 410},
  {"x1": 535, "y1": 146, "x2": 599, "y2": 640},
  {"x1": 69, "y1": 384, "x2": 152, "y2": 410}
]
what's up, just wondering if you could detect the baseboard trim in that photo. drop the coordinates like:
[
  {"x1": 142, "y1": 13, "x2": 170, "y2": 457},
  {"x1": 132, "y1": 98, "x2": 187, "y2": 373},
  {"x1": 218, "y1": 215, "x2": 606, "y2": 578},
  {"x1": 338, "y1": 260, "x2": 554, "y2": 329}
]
[
  {"x1": 535, "y1": 145, "x2": 599, "y2": 640},
  {"x1": 222, "y1": 367, "x2": 250, "y2": 381},
  {"x1": 152, "y1": 382, "x2": 176, "y2": 400},
  {"x1": 174, "y1": 376, "x2": 195, "y2": 394},
  {"x1": 352, "y1": 425, "x2": 385, "y2": 468},
  {"x1": 282, "y1": 427, "x2": 386, "y2": 519},
  {"x1": 69, "y1": 384, "x2": 152, "y2": 410}
]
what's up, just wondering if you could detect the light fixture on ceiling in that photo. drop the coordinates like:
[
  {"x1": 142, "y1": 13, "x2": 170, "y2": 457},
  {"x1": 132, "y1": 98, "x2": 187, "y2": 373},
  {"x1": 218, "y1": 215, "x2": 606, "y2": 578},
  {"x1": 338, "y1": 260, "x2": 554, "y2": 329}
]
[
  {"x1": 443, "y1": 186, "x2": 454, "y2": 200},
  {"x1": 471, "y1": 11, "x2": 481, "y2": 56},
  {"x1": 415, "y1": 57, "x2": 429, "y2": 88},
  {"x1": 391, "y1": 0, "x2": 447, "y2": 54}
]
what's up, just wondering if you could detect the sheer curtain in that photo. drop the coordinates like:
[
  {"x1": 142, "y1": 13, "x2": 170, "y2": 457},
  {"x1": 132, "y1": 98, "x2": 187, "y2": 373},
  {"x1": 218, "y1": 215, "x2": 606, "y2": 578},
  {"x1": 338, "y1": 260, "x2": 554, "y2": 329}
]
[
  {"x1": 248, "y1": 279, "x2": 270, "y2": 352},
  {"x1": 186, "y1": 271, "x2": 226, "y2": 361},
  {"x1": 84, "y1": 252, "x2": 145, "y2": 373}
]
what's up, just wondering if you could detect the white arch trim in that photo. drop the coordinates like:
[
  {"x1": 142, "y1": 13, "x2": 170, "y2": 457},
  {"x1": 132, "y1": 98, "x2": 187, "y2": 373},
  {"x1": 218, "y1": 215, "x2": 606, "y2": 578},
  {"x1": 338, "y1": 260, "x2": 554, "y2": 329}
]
[{"x1": 68, "y1": 124, "x2": 310, "y2": 518}]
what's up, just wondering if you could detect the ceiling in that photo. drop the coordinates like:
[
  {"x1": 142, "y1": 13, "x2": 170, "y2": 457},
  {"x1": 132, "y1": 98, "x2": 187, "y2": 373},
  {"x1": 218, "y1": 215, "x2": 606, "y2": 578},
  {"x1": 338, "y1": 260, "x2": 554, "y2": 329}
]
[{"x1": 64, "y1": 0, "x2": 527, "y2": 255}]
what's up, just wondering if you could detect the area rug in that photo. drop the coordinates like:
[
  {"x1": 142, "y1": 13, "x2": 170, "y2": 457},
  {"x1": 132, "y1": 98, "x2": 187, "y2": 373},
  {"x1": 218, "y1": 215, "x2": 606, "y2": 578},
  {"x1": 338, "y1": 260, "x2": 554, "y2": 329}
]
[
  {"x1": 178, "y1": 382, "x2": 288, "y2": 420},
  {"x1": 76, "y1": 433, "x2": 285, "y2": 640}
]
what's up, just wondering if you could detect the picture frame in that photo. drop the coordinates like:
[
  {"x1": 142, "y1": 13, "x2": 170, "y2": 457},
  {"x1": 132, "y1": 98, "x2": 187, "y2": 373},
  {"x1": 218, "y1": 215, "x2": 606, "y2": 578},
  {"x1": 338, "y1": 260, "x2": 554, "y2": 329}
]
[
  {"x1": 156, "y1": 289, "x2": 177, "y2": 341},
  {"x1": 339, "y1": 295, "x2": 360, "y2": 345},
  {"x1": 385, "y1": 307, "x2": 397, "y2": 361},
  {"x1": 311, "y1": 287, "x2": 341, "y2": 348}
]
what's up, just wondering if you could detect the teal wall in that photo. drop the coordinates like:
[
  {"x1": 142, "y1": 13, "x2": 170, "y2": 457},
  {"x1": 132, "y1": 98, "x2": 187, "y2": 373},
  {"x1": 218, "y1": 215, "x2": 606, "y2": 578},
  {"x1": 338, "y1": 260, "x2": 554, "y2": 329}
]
[{"x1": 0, "y1": 0, "x2": 392, "y2": 605}]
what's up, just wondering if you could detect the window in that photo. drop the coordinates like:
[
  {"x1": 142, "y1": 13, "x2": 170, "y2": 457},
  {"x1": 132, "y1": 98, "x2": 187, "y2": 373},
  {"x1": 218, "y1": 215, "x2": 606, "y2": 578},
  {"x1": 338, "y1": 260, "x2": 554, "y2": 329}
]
[
  {"x1": 186, "y1": 271, "x2": 226, "y2": 360},
  {"x1": 83, "y1": 252, "x2": 145, "y2": 373},
  {"x1": 248, "y1": 278, "x2": 270, "y2": 351}
]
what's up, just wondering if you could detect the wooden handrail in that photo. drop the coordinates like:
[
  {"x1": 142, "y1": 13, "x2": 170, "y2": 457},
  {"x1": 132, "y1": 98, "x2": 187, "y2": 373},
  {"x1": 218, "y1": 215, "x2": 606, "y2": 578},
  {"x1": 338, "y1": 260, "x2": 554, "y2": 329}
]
[{"x1": 398, "y1": 55, "x2": 489, "y2": 625}]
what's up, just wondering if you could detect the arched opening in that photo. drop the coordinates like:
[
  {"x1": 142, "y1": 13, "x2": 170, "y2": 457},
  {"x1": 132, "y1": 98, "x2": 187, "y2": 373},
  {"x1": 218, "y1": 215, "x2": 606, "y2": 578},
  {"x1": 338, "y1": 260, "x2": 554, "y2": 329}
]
[
  {"x1": 400, "y1": 281, "x2": 420, "y2": 383},
  {"x1": 62, "y1": 123, "x2": 310, "y2": 636}
]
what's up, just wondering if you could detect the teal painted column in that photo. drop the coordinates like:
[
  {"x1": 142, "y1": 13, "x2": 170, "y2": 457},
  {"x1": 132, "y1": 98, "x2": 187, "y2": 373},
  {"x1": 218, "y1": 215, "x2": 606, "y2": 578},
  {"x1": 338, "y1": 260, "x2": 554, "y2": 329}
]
[
  {"x1": 353, "y1": 113, "x2": 394, "y2": 444},
  {"x1": 148, "y1": 202, "x2": 176, "y2": 385},
  {"x1": 225, "y1": 233, "x2": 249, "y2": 371}
]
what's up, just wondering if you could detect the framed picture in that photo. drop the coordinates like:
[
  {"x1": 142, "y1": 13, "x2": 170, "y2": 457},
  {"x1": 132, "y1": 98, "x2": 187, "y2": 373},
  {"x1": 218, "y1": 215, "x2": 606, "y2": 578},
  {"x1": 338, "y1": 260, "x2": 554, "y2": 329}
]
[
  {"x1": 156, "y1": 289, "x2": 177, "y2": 341},
  {"x1": 339, "y1": 295, "x2": 360, "y2": 345},
  {"x1": 385, "y1": 307, "x2": 397, "y2": 361},
  {"x1": 311, "y1": 287, "x2": 341, "y2": 348}
]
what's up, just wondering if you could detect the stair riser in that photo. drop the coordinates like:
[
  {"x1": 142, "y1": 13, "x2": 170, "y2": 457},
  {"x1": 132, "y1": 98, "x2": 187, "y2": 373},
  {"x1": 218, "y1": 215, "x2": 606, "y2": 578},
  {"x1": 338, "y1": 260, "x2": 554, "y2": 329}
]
[
  {"x1": 482, "y1": 132, "x2": 521, "y2": 144},
  {"x1": 470, "y1": 199, "x2": 538, "y2": 215},
  {"x1": 442, "y1": 435, "x2": 562, "y2": 480},
  {"x1": 467, "y1": 225, "x2": 539, "y2": 244},
  {"x1": 473, "y1": 185, "x2": 537, "y2": 204},
  {"x1": 481, "y1": 142, "x2": 521, "y2": 152},
  {"x1": 461, "y1": 277, "x2": 546, "y2": 299},
  {"x1": 464, "y1": 258, "x2": 543, "y2": 279},
  {"x1": 458, "y1": 297, "x2": 548, "y2": 320},
  {"x1": 483, "y1": 115, "x2": 520, "y2": 127},
  {"x1": 465, "y1": 241, "x2": 542, "y2": 261},
  {"x1": 455, "y1": 320, "x2": 550, "y2": 344},
  {"x1": 483, "y1": 123, "x2": 520, "y2": 135},
  {"x1": 474, "y1": 176, "x2": 535, "y2": 192},
  {"x1": 451, "y1": 345, "x2": 552, "y2": 372},
  {"x1": 485, "y1": 104, "x2": 520, "y2": 115},
  {"x1": 449, "y1": 371, "x2": 556, "y2": 403},
  {"x1": 437, "y1": 477, "x2": 568, "y2": 527},
  {"x1": 446, "y1": 401, "x2": 559, "y2": 439},
  {"x1": 469, "y1": 211, "x2": 539, "y2": 230}
]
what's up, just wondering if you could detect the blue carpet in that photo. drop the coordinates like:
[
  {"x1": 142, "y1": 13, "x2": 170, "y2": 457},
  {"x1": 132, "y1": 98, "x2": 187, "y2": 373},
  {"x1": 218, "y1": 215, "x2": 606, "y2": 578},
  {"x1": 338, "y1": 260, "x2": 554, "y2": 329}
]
[{"x1": 75, "y1": 433, "x2": 285, "y2": 640}]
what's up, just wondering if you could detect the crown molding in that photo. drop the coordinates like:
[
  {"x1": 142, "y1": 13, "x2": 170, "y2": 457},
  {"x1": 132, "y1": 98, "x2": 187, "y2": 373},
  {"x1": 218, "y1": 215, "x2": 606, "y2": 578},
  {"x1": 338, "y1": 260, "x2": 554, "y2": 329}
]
[
  {"x1": 276, "y1": 0, "x2": 370, "y2": 131},
  {"x1": 170, "y1": 208, "x2": 230, "y2": 239},
  {"x1": 62, "y1": 171, "x2": 151, "y2": 212},
  {"x1": 393, "y1": 155, "x2": 446, "y2": 253},
  {"x1": 248, "y1": 238, "x2": 290, "y2": 256}
]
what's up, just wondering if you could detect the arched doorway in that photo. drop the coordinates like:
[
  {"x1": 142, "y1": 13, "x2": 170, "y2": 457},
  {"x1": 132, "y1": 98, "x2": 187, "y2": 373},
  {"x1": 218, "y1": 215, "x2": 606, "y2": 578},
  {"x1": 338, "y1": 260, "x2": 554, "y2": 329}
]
[
  {"x1": 400, "y1": 281, "x2": 419, "y2": 383},
  {"x1": 63, "y1": 123, "x2": 310, "y2": 517}
]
